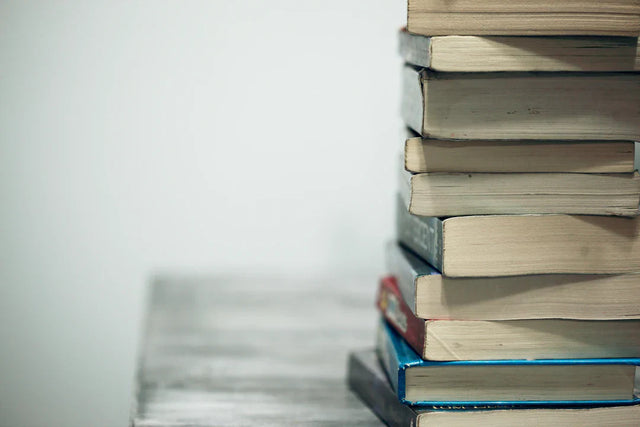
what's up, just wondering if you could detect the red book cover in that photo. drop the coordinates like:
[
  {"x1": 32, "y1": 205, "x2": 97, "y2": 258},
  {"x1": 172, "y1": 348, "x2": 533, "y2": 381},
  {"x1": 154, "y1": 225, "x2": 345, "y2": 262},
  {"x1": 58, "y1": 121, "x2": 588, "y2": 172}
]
[{"x1": 376, "y1": 276, "x2": 426, "y2": 359}]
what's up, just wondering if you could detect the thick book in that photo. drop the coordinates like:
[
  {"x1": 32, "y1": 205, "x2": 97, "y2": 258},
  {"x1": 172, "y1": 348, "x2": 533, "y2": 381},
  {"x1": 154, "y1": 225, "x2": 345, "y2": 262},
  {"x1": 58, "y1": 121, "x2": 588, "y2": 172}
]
[
  {"x1": 404, "y1": 132, "x2": 636, "y2": 174},
  {"x1": 386, "y1": 241, "x2": 640, "y2": 321},
  {"x1": 376, "y1": 319, "x2": 640, "y2": 406},
  {"x1": 347, "y1": 349, "x2": 640, "y2": 427},
  {"x1": 399, "y1": 29, "x2": 640, "y2": 72},
  {"x1": 401, "y1": 66, "x2": 640, "y2": 141},
  {"x1": 377, "y1": 275, "x2": 640, "y2": 361},
  {"x1": 406, "y1": 0, "x2": 640, "y2": 36},
  {"x1": 399, "y1": 166, "x2": 640, "y2": 217},
  {"x1": 396, "y1": 195, "x2": 640, "y2": 277}
]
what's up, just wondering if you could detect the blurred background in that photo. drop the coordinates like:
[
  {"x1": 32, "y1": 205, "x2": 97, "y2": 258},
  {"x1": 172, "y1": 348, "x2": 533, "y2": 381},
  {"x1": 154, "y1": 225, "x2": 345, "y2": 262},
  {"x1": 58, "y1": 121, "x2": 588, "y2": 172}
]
[{"x1": 0, "y1": 1, "x2": 404, "y2": 426}]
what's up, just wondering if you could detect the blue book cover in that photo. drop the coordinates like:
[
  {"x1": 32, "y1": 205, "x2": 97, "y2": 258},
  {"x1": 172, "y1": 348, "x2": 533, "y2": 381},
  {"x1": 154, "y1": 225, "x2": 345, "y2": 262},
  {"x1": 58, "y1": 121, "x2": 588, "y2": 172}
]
[{"x1": 377, "y1": 319, "x2": 640, "y2": 407}]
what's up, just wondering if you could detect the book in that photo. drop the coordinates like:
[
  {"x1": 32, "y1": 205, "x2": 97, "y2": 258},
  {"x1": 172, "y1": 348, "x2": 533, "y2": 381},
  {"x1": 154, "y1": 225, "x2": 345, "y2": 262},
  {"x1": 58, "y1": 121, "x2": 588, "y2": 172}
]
[
  {"x1": 399, "y1": 167, "x2": 640, "y2": 217},
  {"x1": 401, "y1": 66, "x2": 640, "y2": 141},
  {"x1": 377, "y1": 275, "x2": 640, "y2": 361},
  {"x1": 406, "y1": 0, "x2": 640, "y2": 36},
  {"x1": 396, "y1": 195, "x2": 640, "y2": 277},
  {"x1": 404, "y1": 131, "x2": 636, "y2": 174},
  {"x1": 347, "y1": 349, "x2": 640, "y2": 427},
  {"x1": 399, "y1": 29, "x2": 640, "y2": 72},
  {"x1": 376, "y1": 319, "x2": 640, "y2": 406},
  {"x1": 386, "y1": 242, "x2": 640, "y2": 321}
]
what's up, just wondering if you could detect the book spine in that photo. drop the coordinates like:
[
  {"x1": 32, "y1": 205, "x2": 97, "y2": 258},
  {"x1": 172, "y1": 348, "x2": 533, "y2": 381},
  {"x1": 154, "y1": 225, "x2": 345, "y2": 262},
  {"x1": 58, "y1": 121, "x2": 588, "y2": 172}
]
[
  {"x1": 398, "y1": 29, "x2": 431, "y2": 69},
  {"x1": 385, "y1": 242, "x2": 418, "y2": 312},
  {"x1": 347, "y1": 352, "x2": 418, "y2": 427},
  {"x1": 401, "y1": 65, "x2": 425, "y2": 136},
  {"x1": 395, "y1": 194, "x2": 444, "y2": 271},
  {"x1": 376, "y1": 319, "x2": 405, "y2": 401},
  {"x1": 377, "y1": 277, "x2": 427, "y2": 359}
]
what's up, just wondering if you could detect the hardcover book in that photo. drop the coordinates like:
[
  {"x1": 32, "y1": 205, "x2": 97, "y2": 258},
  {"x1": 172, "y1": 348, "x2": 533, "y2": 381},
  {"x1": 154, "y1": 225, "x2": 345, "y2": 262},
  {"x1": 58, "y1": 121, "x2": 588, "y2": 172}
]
[
  {"x1": 401, "y1": 66, "x2": 640, "y2": 141},
  {"x1": 406, "y1": 0, "x2": 640, "y2": 36},
  {"x1": 377, "y1": 275, "x2": 640, "y2": 361},
  {"x1": 395, "y1": 195, "x2": 640, "y2": 277},
  {"x1": 376, "y1": 319, "x2": 640, "y2": 406},
  {"x1": 399, "y1": 29, "x2": 640, "y2": 72},
  {"x1": 348, "y1": 349, "x2": 640, "y2": 427},
  {"x1": 386, "y1": 242, "x2": 640, "y2": 321}
]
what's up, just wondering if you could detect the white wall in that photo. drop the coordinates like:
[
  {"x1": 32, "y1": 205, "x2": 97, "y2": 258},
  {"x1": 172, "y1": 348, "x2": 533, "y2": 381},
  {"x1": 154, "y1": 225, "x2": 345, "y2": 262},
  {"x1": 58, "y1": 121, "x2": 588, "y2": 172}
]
[{"x1": 0, "y1": 1, "x2": 404, "y2": 426}]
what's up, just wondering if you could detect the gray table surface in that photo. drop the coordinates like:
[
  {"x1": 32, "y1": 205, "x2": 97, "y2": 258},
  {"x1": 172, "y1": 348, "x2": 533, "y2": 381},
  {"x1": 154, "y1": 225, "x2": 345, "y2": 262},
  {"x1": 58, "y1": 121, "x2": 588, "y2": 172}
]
[{"x1": 130, "y1": 276, "x2": 383, "y2": 426}]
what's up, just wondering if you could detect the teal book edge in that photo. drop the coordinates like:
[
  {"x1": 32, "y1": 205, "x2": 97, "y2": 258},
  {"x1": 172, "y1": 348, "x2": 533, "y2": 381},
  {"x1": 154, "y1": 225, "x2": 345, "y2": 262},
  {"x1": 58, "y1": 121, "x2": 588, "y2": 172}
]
[{"x1": 377, "y1": 319, "x2": 640, "y2": 407}]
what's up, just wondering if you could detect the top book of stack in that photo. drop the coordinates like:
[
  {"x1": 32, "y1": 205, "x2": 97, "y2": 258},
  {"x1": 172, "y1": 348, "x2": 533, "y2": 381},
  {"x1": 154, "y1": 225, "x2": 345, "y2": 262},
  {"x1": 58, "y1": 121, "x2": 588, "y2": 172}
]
[{"x1": 408, "y1": 0, "x2": 640, "y2": 36}]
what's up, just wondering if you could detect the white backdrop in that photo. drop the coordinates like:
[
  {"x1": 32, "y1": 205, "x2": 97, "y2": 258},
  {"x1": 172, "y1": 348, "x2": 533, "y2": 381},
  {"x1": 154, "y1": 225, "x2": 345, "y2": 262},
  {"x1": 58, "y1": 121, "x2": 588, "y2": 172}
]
[{"x1": 0, "y1": 1, "x2": 403, "y2": 426}]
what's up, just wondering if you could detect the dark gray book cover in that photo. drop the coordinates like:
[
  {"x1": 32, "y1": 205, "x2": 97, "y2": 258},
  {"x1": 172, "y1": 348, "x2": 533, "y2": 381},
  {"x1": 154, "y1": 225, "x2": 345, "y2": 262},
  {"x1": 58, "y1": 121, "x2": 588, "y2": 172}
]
[
  {"x1": 385, "y1": 241, "x2": 441, "y2": 313},
  {"x1": 400, "y1": 66, "x2": 425, "y2": 138},
  {"x1": 347, "y1": 349, "x2": 420, "y2": 427},
  {"x1": 395, "y1": 194, "x2": 443, "y2": 272},
  {"x1": 398, "y1": 29, "x2": 431, "y2": 69}
]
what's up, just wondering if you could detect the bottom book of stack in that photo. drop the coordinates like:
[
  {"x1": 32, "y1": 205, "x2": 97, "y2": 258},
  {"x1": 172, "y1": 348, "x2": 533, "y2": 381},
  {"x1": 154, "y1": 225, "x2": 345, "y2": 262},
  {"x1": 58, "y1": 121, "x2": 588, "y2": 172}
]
[{"x1": 347, "y1": 347, "x2": 640, "y2": 427}]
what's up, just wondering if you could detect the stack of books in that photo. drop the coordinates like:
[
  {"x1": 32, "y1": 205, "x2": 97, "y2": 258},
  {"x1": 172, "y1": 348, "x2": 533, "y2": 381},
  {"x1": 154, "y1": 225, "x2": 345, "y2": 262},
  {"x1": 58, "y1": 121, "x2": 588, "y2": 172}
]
[{"x1": 348, "y1": 1, "x2": 640, "y2": 425}]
